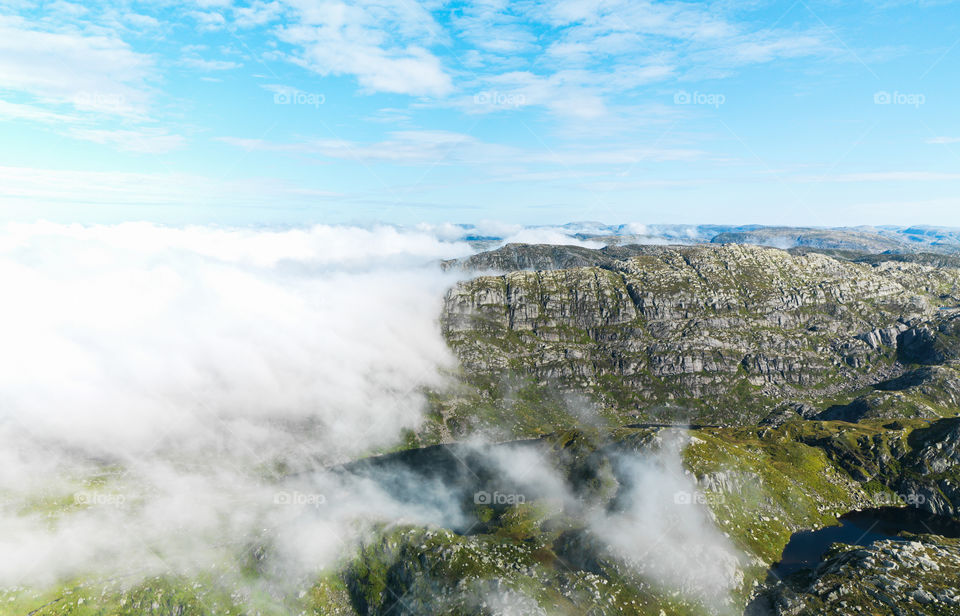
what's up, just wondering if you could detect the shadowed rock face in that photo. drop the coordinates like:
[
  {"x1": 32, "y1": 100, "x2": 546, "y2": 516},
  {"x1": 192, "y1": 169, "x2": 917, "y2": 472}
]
[
  {"x1": 815, "y1": 364, "x2": 960, "y2": 423},
  {"x1": 441, "y1": 243, "x2": 960, "y2": 424},
  {"x1": 897, "y1": 313, "x2": 960, "y2": 365}
]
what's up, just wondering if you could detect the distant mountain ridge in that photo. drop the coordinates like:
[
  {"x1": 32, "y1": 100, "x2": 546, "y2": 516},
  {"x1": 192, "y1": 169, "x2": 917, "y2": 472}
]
[{"x1": 452, "y1": 223, "x2": 960, "y2": 254}]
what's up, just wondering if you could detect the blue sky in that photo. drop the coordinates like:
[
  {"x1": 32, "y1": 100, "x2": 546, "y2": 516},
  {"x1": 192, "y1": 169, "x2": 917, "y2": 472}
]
[{"x1": 1, "y1": 0, "x2": 959, "y2": 226}]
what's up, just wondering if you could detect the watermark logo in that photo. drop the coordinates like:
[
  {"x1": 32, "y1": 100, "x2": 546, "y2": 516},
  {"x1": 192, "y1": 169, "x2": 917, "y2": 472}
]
[
  {"x1": 673, "y1": 490, "x2": 725, "y2": 506},
  {"x1": 473, "y1": 90, "x2": 526, "y2": 108},
  {"x1": 674, "y1": 90, "x2": 725, "y2": 108},
  {"x1": 273, "y1": 490, "x2": 326, "y2": 507},
  {"x1": 72, "y1": 91, "x2": 128, "y2": 112},
  {"x1": 74, "y1": 491, "x2": 126, "y2": 507},
  {"x1": 874, "y1": 90, "x2": 925, "y2": 108},
  {"x1": 474, "y1": 490, "x2": 526, "y2": 505},
  {"x1": 871, "y1": 491, "x2": 926, "y2": 507},
  {"x1": 273, "y1": 90, "x2": 325, "y2": 108}
]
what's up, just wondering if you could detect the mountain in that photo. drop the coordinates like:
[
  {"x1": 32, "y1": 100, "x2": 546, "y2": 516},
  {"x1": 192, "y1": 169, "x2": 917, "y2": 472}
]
[{"x1": 438, "y1": 243, "x2": 960, "y2": 431}]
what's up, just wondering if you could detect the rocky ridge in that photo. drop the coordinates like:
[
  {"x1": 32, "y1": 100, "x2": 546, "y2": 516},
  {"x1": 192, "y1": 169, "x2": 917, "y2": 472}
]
[{"x1": 440, "y1": 244, "x2": 960, "y2": 426}]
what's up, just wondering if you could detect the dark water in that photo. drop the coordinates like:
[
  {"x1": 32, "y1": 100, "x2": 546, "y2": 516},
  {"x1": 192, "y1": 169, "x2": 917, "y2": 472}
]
[{"x1": 772, "y1": 507, "x2": 960, "y2": 578}]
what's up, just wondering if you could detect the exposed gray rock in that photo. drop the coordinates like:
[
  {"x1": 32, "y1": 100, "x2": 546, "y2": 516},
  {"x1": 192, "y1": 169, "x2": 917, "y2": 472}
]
[
  {"x1": 898, "y1": 313, "x2": 960, "y2": 365},
  {"x1": 764, "y1": 536, "x2": 960, "y2": 616},
  {"x1": 760, "y1": 402, "x2": 819, "y2": 427}
]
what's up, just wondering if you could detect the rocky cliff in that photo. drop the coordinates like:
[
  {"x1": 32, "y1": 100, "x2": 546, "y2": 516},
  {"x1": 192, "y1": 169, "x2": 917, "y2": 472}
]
[{"x1": 441, "y1": 244, "x2": 960, "y2": 426}]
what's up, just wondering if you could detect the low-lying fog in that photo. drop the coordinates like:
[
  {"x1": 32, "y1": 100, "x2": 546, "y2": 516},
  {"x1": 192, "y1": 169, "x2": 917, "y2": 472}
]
[{"x1": 0, "y1": 222, "x2": 740, "y2": 612}]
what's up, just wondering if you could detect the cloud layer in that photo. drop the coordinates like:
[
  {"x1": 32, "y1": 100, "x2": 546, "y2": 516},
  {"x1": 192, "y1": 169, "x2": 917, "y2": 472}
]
[{"x1": 0, "y1": 222, "x2": 472, "y2": 586}]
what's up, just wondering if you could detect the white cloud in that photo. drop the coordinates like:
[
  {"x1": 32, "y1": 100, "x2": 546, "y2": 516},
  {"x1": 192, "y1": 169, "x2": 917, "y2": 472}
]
[
  {"x1": 582, "y1": 177, "x2": 711, "y2": 191},
  {"x1": 590, "y1": 436, "x2": 743, "y2": 604},
  {"x1": 0, "y1": 221, "x2": 473, "y2": 587},
  {"x1": 217, "y1": 130, "x2": 702, "y2": 166},
  {"x1": 180, "y1": 56, "x2": 242, "y2": 71},
  {"x1": 0, "y1": 165, "x2": 342, "y2": 212},
  {"x1": 703, "y1": 32, "x2": 829, "y2": 66},
  {"x1": 927, "y1": 136, "x2": 960, "y2": 144},
  {"x1": 121, "y1": 12, "x2": 161, "y2": 29},
  {"x1": 277, "y1": 0, "x2": 453, "y2": 97},
  {"x1": 46, "y1": 0, "x2": 87, "y2": 17},
  {"x1": 436, "y1": 0, "x2": 830, "y2": 117},
  {"x1": 189, "y1": 9, "x2": 227, "y2": 30},
  {"x1": 546, "y1": 0, "x2": 736, "y2": 47},
  {"x1": 469, "y1": 69, "x2": 611, "y2": 118},
  {"x1": 219, "y1": 130, "x2": 511, "y2": 163},
  {"x1": 234, "y1": 0, "x2": 283, "y2": 27},
  {"x1": 193, "y1": 0, "x2": 232, "y2": 8},
  {"x1": 498, "y1": 227, "x2": 605, "y2": 247},
  {"x1": 452, "y1": 0, "x2": 538, "y2": 58},
  {"x1": 474, "y1": 432, "x2": 743, "y2": 607},
  {"x1": 0, "y1": 14, "x2": 153, "y2": 116},
  {"x1": 0, "y1": 98, "x2": 76, "y2": 123}
]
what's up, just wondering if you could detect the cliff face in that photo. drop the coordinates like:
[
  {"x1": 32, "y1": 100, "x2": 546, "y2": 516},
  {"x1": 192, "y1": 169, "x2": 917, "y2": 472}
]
[{"x1": 442, "y1": 244, "x2": 960, "y2": 424}]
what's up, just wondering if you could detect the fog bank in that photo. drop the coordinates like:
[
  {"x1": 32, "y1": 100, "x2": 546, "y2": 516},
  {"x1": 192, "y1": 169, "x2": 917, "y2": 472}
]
[{"x1": 0, "y1": 222, "x2": 471, "y2": 586}]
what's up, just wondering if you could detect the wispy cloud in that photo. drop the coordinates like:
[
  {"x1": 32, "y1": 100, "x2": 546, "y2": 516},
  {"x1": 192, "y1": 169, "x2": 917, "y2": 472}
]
[
  {"x1": 0, "y1": 98, "x2": 76, "y2": 123},
  {"x1": 276, "y1": 0, "x2": 453, "y2": 97},
  {"x1": 188, "y1": 9, "x2": 227, "y2": 31},
  {"x1": 180, "y1": 56, "x2": 242, "y2": 71},
  {"x1": 446, "y1": 0, "x2": 832, "y2": 116},
  {"x1": 217, "y1": 130, "x2": 704, "y2": 166},
  {"x1": 234, "y1": 0, "x2": 283, "y2": 28},
  {"x1": 0, "y1": 165, "x2": 338, "y2": 208},
  {"x1": 66, "y1": 128, "x2": 186, "y2": 153},
  {"x1": 0, "y1": 14, "x2": 153, "y2": 117}
]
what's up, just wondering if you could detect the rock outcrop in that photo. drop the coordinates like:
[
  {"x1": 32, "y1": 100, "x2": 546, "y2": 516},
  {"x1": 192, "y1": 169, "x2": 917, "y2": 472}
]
[{"x1": 763, "y1": 537, "x2": 960, "y2": 615}]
